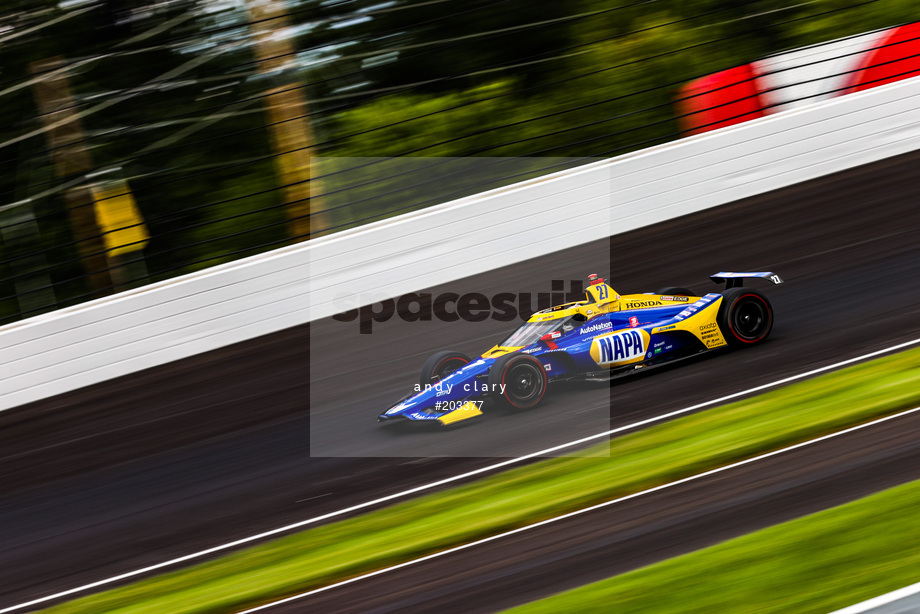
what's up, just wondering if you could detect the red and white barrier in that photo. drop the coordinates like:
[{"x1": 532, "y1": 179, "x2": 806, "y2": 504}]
[{"x1": 680, "y1": 22, "x2": 920, "y2": 134}]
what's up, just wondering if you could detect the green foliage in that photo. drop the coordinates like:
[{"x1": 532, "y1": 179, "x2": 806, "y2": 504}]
[
  {"x1": 323, "y1": 0, "x2": 920, "y2": 168},
  {"x1": 180, "y1": 169, "x2": 287, "y2": 272},
  {"x1": 333, "y1": 81, "x2": 526, "y2": 157}
]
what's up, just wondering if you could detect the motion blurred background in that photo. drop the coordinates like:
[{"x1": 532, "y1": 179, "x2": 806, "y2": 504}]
[
  {"x1": 0, "y1": 0, "x2": 915, "y2": 325},
  {"x1": 4, "y1": 2, "x2": 920, "y2": 611}
]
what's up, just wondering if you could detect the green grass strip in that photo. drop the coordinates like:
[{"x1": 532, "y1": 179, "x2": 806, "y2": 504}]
[
  {"x1": 503, "y1": 474, "x2": 920, "y2": 614},
  {"x1": 44, "y1": 346, "x2": 920, "y2": 614}
]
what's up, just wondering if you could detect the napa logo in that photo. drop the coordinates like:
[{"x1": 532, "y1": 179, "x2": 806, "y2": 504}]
[{"x1": 590, "y1": 329, "x2": 649, "y2": 366}]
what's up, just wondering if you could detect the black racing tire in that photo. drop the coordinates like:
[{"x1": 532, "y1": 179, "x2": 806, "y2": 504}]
[
  {"x1": 717, "y1": 287, "x2": 773, "y2": 347},
  {"x1": 655, "y1": 286, "x2": 695, "y2": 296},
  {"x1": 487, "y1": 353, "x2": 548, "y2": 409},
  {"x1": 419, "y1": 351, "x2": 471, "y2": 387}
]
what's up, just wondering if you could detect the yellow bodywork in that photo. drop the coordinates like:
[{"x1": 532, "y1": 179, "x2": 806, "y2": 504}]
[
  {"x1": 589, "y1": 328, "x2": 652, "y2": 367},
  {"x1": 481, "y1": 345, "x2": 523, "y2": 359},
  {"x1": 652, "y1": 296, "x2": 729, "y2": 349},
  {"x1": 617, "y1": 294, "x2": 700, "y2": 310},
  {"x1": 437, "y1": 401, "x2": 484, "y2": 426}
]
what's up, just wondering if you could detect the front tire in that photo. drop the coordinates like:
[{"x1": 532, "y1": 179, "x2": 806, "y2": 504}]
[
  {"x1": 419, "y1": 351, "x2": 470, "y2": 387},
  {"x1": 717, "y1": 288, "x2": 773, "y2": 347},
  {"x1": 487, "y1": 353, "x2": 548, "y2": 409}
]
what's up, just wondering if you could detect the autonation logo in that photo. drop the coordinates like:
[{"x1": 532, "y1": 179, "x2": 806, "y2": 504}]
[
  {"x1": 333, "y1": 280, "x2": 585, "y2": 334},
  {"x1": 579, "y1": 321, "x2": 612, "y2": 335}
]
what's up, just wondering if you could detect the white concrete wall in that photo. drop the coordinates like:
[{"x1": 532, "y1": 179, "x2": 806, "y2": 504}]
[
  {"x1": 3, "y1": 75, "x2": 920, "y2": 411},
  {"x1": 755, "y1": 29, "x2": 888, "y2": 112}
]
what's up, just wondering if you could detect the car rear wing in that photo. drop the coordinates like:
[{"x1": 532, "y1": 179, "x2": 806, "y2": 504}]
[{"x1": 710, "y1": 271, "x2": 784, "y2": 289}]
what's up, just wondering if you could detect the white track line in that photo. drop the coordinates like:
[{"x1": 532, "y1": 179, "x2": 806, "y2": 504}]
[
  {"x1": 2, "y1": 338, "x2": 918, "y2": 613},
  {"x1": 237, "y1": 404, "x2": 920, "y2": 613},
  {"x1": 830, "y1": 580, "x2": 920, "y2": 613}
]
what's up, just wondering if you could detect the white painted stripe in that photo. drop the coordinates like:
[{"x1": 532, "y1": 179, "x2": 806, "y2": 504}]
[
  {"x1": 830, "y1": 581, "x2": 920, "y2": 614},
  {"x1": 237, "y1": 404, "x2": 920, "y2": 612},
  {"x1": 1, "y1": 337, "x2": 918, "y2": 613}
]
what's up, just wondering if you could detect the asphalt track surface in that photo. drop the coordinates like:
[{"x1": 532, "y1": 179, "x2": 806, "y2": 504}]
[
  {"x1": 265, "y1": 408, "x2": 920, "y2": 614},
  {"x1": 1, "y1": 149, "x2": 920, "y2": 610}
]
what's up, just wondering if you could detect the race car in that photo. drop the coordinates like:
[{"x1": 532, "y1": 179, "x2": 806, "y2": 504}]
[{"x1": 378, "y1": 271, "x2": 783, "y2": 426}]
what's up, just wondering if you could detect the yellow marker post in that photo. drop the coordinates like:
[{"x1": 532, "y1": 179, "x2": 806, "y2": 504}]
[{"x1": 90, "y1": 180, "x2": 149, "y2": 256}]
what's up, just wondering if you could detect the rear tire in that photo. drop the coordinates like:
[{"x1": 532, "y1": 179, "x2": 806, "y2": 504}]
[
  {"x1": 717, "y1": 288, "x2": 773, "y2": 347},
  {"x1": 419, "y1": 351, "x2": 470, "y2": 387},
  {"x1": 487, "y1": 353, "x2": 548, "y2": 409}
]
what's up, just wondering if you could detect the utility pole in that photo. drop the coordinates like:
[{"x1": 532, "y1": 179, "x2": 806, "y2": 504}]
[
  {"x1": 246, "y1": 0, "x2": 329, "y2": 240},
  {"x1": 30, "y1": 57, "x2": 149, "y2": 295},
  {"x1": 30, "y1": 56, "x2": 111, "y2": 295}
]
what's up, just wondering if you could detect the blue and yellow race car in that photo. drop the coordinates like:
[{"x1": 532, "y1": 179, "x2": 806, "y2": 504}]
[{"x1": 378, "y1": 272, "x2": 783, "y2": 426}]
